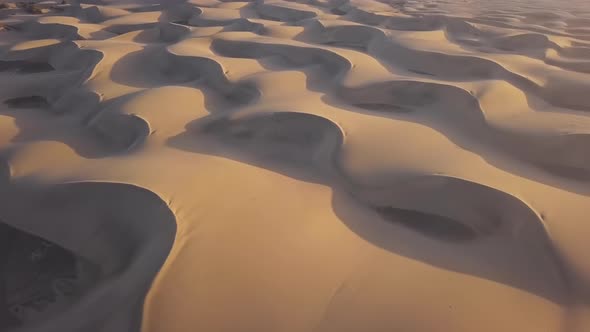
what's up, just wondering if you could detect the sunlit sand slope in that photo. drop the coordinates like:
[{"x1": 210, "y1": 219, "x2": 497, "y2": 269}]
[{"x1": 1, "y1": 0, "x2": 590, "y2": 331}]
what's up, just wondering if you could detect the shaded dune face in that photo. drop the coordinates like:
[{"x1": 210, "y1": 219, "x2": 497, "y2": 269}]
[
  {"x1": 356, "y1": 176, "x2": 539, "y2": 243},
  {"x1": 304, "y1": 24, "x2": 387, "y2": 52},
  {"x1": 336, "y1": 80, "x2": 469, "y2": 114},
  {"x1": 340, "y1": 175, "x2": 571, "y2": 305},
  {"x1": 0, "y1": 182, "x2": 177, "y2": 332},
  {"x1": 0, "y1": 221, "x2": 96, "y2": 331},
  {"x1": 372, "y1": 207, "x2": 479, "y2": 242},
  {"x1": 335, "y1": 80, "x2": 590, "y2": 183},
  {"x1": 320, "y1": 18, "x2": 590, "y2": 112},
  {"x1": 0, "y1": 47, "x2": 151, "y2": 157},
  {"x1": 109, "y1": 48, "x2": 260, "y2": 109},
  {"x1": 500, "y1": 132, "x2": 590, "y2": 181},
  {"x1": 1, "y1": 96, "x2": 150, "y2": 158},
  {"x1": 109, "y1": 48, "x2": 204, "y2": 87},
  {"x1": 251, "y1": 3, "x2": 317, "y2": 23},
  {"x1": 195, "y1": 112, "x2": 343, "y2": 169},
  {"x1": 130, "y1": 22, "x2": 193, "y2": 44},
  {"x1": 88, "y1": 113, "x2": 151, "y2": 153},
  {"x1": 0, "y1": 60, "x2": 54, "y2": 74},
  {"x1": 210, "y1": 39, "x2": 351, "y2": 77},
  {"x1": 3, "y1": 96, "x2": 50, "y2": 109}
]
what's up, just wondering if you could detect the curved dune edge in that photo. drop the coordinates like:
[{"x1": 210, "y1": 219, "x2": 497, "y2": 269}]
[
  {"x1": 209, "y1": 37, "x2": 353, "y2": 83},
  {"x1": 175, "y1": 110, "x2": 571, "y2": 303},
  {"x1": 335, "y1": 80, "x2": 590, "y2": 181},
  {"x1": 88, "y1": 113, "x2": 151, "y2": 153},
  {"x1": 0, "y1": 39, "x2": 153, "y2": 157},
  {"x1": 0, "y1": 180, "x2": 177, "y2": 332},
  {"x1": 175, "y1": 111, "x2": 345, "y2": 180},
  {"x1": 0, "y1": 40, "x2": 104, "y2": 108},
  {"x1": 302, "y1": 19, "x2": 590, "y2": 112},
  {"x1": 189, "y1": 106, "x2": 568, "y2": 250},
  {"x1": 343, "y1": 174, "x2": 573, "y2": 305}
]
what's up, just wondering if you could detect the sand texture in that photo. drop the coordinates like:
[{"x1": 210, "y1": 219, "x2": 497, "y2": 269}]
[{"x1": 1, "y1": 0, "x2": 590, "y2": 331}]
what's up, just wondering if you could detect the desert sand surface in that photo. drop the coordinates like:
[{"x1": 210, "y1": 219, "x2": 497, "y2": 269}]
[{"x1": 1, "y1": 0, "x2": 590, "y2": 331}]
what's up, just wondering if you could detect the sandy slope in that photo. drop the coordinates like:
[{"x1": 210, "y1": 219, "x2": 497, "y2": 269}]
[{"x1": 1, "y1": 0, "x2": 590, "y2": 331}]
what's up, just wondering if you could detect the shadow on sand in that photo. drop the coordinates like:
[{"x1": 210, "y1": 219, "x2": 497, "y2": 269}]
[{"x1": 167, "y1": 110, "x2": 574, "y2": 306}]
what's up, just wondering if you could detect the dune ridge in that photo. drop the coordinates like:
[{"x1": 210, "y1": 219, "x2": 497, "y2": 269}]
[{"x1": 1, "y1": 0, "x2": 590, "y2": 331}]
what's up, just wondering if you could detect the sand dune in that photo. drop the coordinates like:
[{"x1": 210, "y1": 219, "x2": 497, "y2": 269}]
[
  {"x1": 0, "y1": 181, "x2": 176, "y2": 332},
  {"x1": 1, "y1": 0, "x2": 590, "y2": 331}
]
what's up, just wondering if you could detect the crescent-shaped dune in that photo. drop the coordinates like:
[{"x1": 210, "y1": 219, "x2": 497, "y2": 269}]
[{"x1": 0, "y1": 181, "x2": 176, "y2": 332}]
